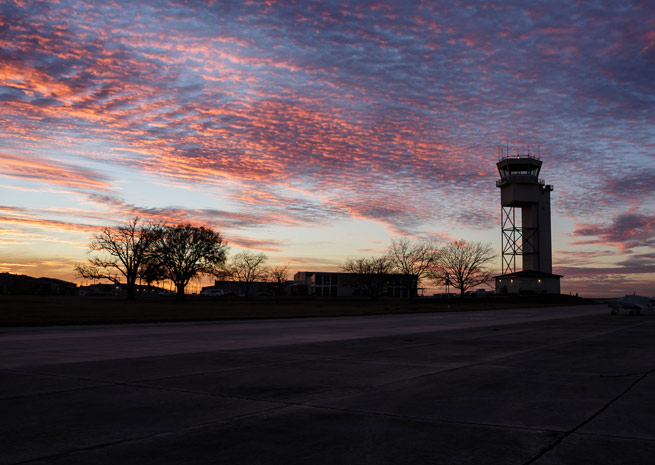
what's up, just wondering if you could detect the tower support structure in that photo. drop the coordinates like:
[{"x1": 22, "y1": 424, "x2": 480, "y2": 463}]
[{"x1": 501, "y1": 205, "x2": 538, "y2": 275}]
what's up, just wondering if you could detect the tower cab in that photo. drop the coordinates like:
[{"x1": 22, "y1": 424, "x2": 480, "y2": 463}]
[
  {"x1": 496, "y1": 156, "x2": 552, "y2": 207},
  {"x1": 496, "y1": 156, "x2": 542, "y2": 184}
]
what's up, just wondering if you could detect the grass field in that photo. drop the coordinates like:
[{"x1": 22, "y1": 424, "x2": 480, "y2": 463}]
[{"x1": 0, "y1": 294, "x2": 594, "y2": 326}]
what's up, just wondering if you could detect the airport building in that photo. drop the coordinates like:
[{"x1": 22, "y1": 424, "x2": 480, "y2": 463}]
[{"x1": 293, "y1": 271, "x2": 411, "y2": 297}]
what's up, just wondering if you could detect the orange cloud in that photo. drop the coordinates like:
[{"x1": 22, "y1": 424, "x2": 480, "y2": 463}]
[
  {"x1": 0, "y1": 152, "x2": 113, "y2": 192},
  {"x1": 0, "y1": 214, "x2": 100, "y2": 234}
]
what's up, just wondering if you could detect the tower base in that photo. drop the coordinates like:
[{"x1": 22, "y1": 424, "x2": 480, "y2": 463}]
[{"x1": 495, "y1": 270, "x2": 562, "y2": 295}]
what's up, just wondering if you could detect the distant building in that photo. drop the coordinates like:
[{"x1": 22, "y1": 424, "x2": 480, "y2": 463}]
[
  {"x1": 77, "y1": 283, "x2": 173, "y2": 297},
  {"x1": 204, "y1": 280, "x2": 277, "y2": 297},
  {"x1": 36, "y1": 277, "x2": 77, "y2": 296},
  {"x1": 293, "y1": 271, "x2": 411, "y2": 298},
  {"x1": 0, "y1": 273, "x2": 77, "y2": 296},
  {"x1": 495, "y1": 270, "x2": 562, "y2": 295},
  {"x1": 76, "y1": 283, "x2": 122, "y2": 297}
]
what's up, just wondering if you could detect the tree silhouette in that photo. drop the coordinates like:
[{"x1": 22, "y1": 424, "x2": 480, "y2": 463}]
[
  {"x1": 154, "y1": 224, "x2": 228, "y2": 300},
  {"x1": 340, "y1": 256, "x2": 393, "y2": 300},
  {"x1": 140, "y1": 253, "x2": 167, "y2": 295},
  {"x1": 75, "y1": 217, "x2": 158, "y2": 300},
  {"x1": 386, "y1": 237, "x2": 439, "y2": 301},
  {"x1": 430, "y1": 240, "x2": 495, "y2": 299},
  {"x1": 269, "y1": 264, "x2": 289, "y2": 301},
  {"x1": 225, "y1": 251, "x2": 268, "y2": 299}
]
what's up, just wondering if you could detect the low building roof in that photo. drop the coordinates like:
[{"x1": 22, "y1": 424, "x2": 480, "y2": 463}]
[{"x1": 495, "y1": 270, "x2": 563, "y2": 279}]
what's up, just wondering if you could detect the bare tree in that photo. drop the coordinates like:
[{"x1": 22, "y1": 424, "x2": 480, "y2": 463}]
[
  {"x1": 225, "y1": 251, "x2": 268, "y2": 299},
  {"x1": 154, "y1": 224, "x2": 228, "y2": 300},
  {"x1": 268, "y1": 264, "x2": 289, "y2": 300},
  {"x1": 75, "y1": 217, "x2": 158, "y2": 300},
  {"x1": 430, "y1": 240, "x2": 496, "y2": 299},
  {"x1": 341, "y1": 256, "x2": 393, "y2": 300},
  {"x1": 386, "y1": 237, "x2": 440, "y2": 301},
  {"x1": 139, "y1": 254, "x2": 167, "y2": 295}
]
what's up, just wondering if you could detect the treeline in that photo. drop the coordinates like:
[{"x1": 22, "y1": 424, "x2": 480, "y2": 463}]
[
  {"x1": 342, "y1": 237, "x2": 495, "y2": 300},
  {"x1": 75, "y1": 218, "x2": 284, "y2": 301},
  {"x1": 75, "y1": 217, "x2": 496, "y2": 301}
]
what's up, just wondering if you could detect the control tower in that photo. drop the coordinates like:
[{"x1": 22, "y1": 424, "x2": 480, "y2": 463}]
[{"x1": 495, "y1": 148, "x2": 561, "y2": 294}]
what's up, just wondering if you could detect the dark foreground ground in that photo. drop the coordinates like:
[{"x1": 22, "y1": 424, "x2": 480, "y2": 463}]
[
  {"x1": 1, "y1": 304, "x2": 654, "y2": 464},
  {"x1": 0, "y1": 293, "x2": 590, "y2": 325}
]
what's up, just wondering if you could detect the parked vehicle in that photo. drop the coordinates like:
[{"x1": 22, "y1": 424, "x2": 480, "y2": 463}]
[
  {"x1": 466, "y1": 289, "x2": 494, "y2": 297},
  {"x1": 200, "y1": 288, "x2": 225, "y2": 297}
]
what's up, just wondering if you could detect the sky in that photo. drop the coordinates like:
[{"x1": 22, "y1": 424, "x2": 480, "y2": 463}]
[{"x1": 1, "y1": 0, "x2": 654, "y2": 297}]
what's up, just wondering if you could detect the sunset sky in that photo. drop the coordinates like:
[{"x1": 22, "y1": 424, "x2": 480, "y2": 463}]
[{"x1": 1, "y1": 0, "x2": 654, "y2": 296}]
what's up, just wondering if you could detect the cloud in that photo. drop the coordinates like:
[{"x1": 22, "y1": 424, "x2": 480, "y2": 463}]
[
  {"x1": 225, "y1": 234, "x2": 285, "y2": 252},
  {"x1": 0, "y1": 152, "x2": 113, "y2": 192},
  {"x1": 604, "y1": 168, "x2": 655, "y2": 202},
  {"x1": 283, "y1": 256, "x2": 344, "y2": 269},
  {"x1": 553, "y1": 249, "x2": 618, "y2": 267},
  {"x1": 573, "y1": 212, "x2": 655, "y2": 252},
  {"x1": 83, "y1": 193, "x2": 301, "y2": 231},
  {"x1": 0, "y1": 254, "x2": 81, "y2": 282},
  {"x1": 0, "y1": 0, "x2": 612, "y2": 233},
  {"x1": 0, "y1": 213, "x2": 100, "y2": 234},
  {"x1": 1, "y1": 0, "x2": 654, "y2": 291},
  {"x1": 555, "y1": 264, "x2": 655, "y2": 278},
  {"x1": 553, "y1": 250, "x2": 655, "y2": 295}
]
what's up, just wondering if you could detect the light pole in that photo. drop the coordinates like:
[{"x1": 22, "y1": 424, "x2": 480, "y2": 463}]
[{"x1": 445, "y1": 272, "x2": 450, "y2": 296}]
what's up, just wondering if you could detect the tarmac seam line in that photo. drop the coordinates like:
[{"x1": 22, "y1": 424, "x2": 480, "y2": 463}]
[
  {"x1": 350, "y1": 326, "x2": 629, "y2": 391},
  {"x1": 521, "y1": 367, "x2": 655, "y2": 465},
  {"x1": 1, "y1": 354, "x2": 313, "y2": 390},
  {"x1": 575, "y1": 431, "x2": 655, "y2": 443},
  {"x1": 336, "y1": 321, "x2": 643, "y2": 389},
  {"x1": 0, "y1": 368, "x2": 114, "y2": 401},
  {"x1": 6, "y1": 403, "x2": 294, "y2": 465},
  {"x1": 134, "y1": 317, "x2": 651, "y2": 407},
  {"x1": 4, "y1": 363, "x2": 414, "y2": 409},
  {"x1": 294, "y1": 402, "x2": 565, "y2": 434},
  {"x1": 0, "y1": 366, "x2": 307, "y2": 408}
]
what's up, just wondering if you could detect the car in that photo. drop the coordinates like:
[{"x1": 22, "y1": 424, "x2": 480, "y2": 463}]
[
  {"x1": 200, "y1": 288, "x2": 225, "y2": 297},
  {"x1": 467, "y1": 289, "x2": 494, "y2": 297}
]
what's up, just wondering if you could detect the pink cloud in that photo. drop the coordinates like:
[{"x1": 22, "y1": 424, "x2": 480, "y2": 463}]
[
  {"x1": 573, "y1": 212, "x2": 655, "y2": 252},
  {"x1": 1, "y1": 0, "x2": 654, "y2": 293},
  {"x1": 0, "y1": 214, "x2": 100, "y2": 234},
  {"x1": 0, "y1": 152, "x2": 113, "y2": 192}
]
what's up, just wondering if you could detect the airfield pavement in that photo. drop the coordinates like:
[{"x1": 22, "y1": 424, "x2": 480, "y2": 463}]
[{"x1": 1, "y1": 304, "x2": 654, "y2": 464}]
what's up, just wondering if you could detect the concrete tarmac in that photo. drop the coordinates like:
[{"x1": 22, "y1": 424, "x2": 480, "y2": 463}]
[{"x1": 1, "y1": 304, "x2": 654, "y2": 464}]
